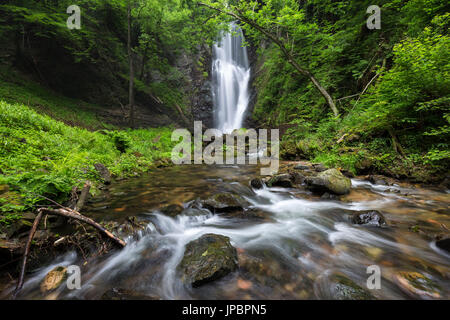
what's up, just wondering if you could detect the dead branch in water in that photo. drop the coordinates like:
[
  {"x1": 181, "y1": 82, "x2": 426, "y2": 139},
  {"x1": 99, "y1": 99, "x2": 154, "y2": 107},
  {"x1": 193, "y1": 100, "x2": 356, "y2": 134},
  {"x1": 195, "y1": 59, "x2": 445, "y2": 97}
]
[
  {"x1": 13, "y1": 210, "x2": 43, "y2": 298},
  {"x1": 74, "y1": 181, "x2": 92, "y2": 212},
  {"x1": 38, "y1": 207, "x2": 126, "y2": 247},
  {"x1": 13, "y1": 190, "x2": 125, "y2": 299}
]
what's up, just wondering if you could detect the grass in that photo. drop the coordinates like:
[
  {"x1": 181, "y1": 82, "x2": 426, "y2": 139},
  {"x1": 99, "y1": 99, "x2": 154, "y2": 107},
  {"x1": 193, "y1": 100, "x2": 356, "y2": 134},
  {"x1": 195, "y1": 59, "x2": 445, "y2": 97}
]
[
  {"x1": 0, "y1": 99, "x2": 176, "y2": 225},
  {"x1": 0, "y1": 66, "x2": 113, "y2": 130}
]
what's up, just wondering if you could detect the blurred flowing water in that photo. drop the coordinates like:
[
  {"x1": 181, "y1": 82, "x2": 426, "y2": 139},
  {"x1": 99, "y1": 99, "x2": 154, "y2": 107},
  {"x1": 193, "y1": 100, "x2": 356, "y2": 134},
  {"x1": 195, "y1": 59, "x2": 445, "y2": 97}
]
[
  {"x1": 3, "y1": 164, "x2": 450, "y2": 300},
  {"x1": 212, "y1": 22, "x2": 251, "y2": 134}
]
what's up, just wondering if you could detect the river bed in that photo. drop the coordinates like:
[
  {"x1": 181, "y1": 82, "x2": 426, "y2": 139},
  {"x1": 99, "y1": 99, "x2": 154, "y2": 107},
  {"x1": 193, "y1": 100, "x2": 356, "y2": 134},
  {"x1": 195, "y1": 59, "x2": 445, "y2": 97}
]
[{"x1": 2, "y1": 163, "x2": 450, "y2": 300}]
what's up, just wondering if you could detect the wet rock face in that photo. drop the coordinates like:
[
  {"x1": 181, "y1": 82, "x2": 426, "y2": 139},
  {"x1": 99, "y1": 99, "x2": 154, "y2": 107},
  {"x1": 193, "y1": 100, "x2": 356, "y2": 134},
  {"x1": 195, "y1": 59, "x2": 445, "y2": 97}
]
[
  {"x1": 330, "y1": 274, "x2": 374, "y2": 300},
  {"x1": 202, "y1": 193, "x2": 248, "y2": 213},
  {"x1": 306, "y1": 169, "x2": 351, "y2": 195},
  {"x1": 351, "y1": 210, "x2": 387, "y2": 227},
  {"x1": 178, "y1": 234, "x2": 238, "y2": 287},
  {"x1": 40, "y1": 266, "x2": 68, "y2": 293}
]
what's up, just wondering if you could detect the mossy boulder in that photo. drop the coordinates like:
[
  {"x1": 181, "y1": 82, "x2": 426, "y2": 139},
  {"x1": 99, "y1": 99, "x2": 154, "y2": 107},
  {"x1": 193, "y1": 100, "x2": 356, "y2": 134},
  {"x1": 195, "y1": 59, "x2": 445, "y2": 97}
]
[
  {"x1": 330, "y1": 274, "x2": 375, "y2": 300},
  {"x1": 306, "y1": 169, "x2": 351, "y2": 195},
  {"x1": 202, "y1": 193, "x2": 248, "y2": 213},
  {"x1": 40, "y1": 266, "x2": 68, "y2": 293},
  {"x1": 177, "y1": 234, "x2": 238, "y2": 287},
  {"x1": 351, "y1": 210, "x2": 387, "y2": 227}
]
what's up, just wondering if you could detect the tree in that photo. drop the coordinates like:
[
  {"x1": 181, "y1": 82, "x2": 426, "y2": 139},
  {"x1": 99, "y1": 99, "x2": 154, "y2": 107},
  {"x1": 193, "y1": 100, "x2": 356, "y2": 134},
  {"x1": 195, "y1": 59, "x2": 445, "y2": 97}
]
[
  {"x1": 198, "y1": 0, "x2": 339, "y2": 116},
  {"x1": 127, "y1": 0, "x2": 135, "y2": 128}
]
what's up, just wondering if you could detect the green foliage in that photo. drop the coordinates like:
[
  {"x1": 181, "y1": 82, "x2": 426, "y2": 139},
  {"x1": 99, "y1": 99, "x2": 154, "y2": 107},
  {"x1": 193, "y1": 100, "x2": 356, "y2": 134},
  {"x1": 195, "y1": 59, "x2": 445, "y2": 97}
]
[
  {"x1": 231, "y1": 0, "x2": 450, "y2": 179},
  {"x1": 0, "y1": 100, "x2": 176, "y2": 218}
]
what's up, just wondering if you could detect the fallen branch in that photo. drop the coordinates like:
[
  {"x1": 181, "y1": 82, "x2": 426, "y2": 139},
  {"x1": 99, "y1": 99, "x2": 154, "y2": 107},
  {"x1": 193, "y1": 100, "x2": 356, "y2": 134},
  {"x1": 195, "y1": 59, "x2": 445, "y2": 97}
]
[
  {"x1": 39, "y1": 207, "x2": 126, "y2": 248},
  {"x1": 13, "y1": 198, "x2": 125, "y2": 298},
  {"x1": 73, "y1": 181, "x2": 92, "y2": 212},
  {"x1": 13, "y1": 210, "x2": 43, "y2": 298}
]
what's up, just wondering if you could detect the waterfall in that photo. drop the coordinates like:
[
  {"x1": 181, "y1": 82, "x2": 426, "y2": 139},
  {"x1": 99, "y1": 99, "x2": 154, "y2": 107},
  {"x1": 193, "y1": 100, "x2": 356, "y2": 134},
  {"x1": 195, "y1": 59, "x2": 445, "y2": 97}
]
[{"x1": 212, "y1": 22, "x2": 251, "y2": 134}]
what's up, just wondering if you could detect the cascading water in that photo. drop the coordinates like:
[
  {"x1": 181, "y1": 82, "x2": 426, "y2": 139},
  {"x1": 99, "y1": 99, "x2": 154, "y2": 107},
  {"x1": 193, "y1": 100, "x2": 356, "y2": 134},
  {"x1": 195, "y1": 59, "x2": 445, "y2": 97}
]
[
  {"x1": 4, "y1": 164, "x2": 450, "y2": 300},
  {"x1": 212, "y1": 22, "x2": 251, "y2": 134}
]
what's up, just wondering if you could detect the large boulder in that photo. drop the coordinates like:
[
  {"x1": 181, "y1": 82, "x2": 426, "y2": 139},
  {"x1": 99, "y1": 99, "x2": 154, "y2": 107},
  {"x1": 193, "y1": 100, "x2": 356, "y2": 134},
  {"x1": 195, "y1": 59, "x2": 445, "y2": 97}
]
[
  {"x1": 306, "y1": 169, "x2": 351, "y2": 195},
  {"x1": 202, "y1": 193, "x2": 248, "y2": 213},
  {"x1": 351, "y1": 210, "x2": 387, "y2": 227},
  {"x1": 177, "y1": 234, "x2": 238, "y2": 287}
]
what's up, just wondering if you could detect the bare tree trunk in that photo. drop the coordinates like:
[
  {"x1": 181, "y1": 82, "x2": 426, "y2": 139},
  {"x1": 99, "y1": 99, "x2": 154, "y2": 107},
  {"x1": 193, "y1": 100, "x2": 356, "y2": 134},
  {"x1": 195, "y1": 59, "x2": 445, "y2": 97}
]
[
  {"x1": 199, "y1": 3, "x2": 338, "y2": 116},
  {"x1": 127, "y1": 1, "x2": 135, "y2": 128}
]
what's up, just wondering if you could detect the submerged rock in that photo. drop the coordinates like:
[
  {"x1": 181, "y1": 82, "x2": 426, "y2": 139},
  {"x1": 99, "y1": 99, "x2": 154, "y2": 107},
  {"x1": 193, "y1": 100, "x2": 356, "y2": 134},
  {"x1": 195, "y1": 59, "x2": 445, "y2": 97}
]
[
  {"x1": 306, "y1": 169, "x2": 351, "y2": 195},
  {"x1": 101, "y1": 288, "x2": 159, "y2": 300},
  {"x1": 351, "y1": 210, "x2": 387, "y2": 227},
  {"x1": 178, "y1": 234, "x2": 238, "y2": 287},
  {"x1": 330, "y1": 274, "x2": 374, "y2": 300},
  {"x1": 40, "y1": 266, "x2": 68, "y2": 293},
  {"x1": 202, "y1": 193, "x2": 248, "y2": 213},
  {"x1": 160, "y1": 204, "x2": 184, "y2": 217},
  {"x1": 224, "y1": 208, "x2": 272, "y2": 221},
  {"x1": 394, "y1": 271, "x2": 442, "y2": 299}
]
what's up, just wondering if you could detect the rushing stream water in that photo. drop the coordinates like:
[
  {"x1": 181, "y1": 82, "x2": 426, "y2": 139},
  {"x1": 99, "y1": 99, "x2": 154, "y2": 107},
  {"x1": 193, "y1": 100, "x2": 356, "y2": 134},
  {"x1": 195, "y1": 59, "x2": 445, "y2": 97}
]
[{"x1": 4, "y1": 163, "x2": 449, "y2": 300}]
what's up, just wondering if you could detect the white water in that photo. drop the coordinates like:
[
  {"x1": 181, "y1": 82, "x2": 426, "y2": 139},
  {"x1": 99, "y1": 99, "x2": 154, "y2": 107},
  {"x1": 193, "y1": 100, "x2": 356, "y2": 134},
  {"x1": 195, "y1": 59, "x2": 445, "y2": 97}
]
[
  {"x1": 212, "y1": 22, "x2": 251, "y2": 134},
  {"x1": 10, "y1": 180, "x2": 450, "y2": 300}
]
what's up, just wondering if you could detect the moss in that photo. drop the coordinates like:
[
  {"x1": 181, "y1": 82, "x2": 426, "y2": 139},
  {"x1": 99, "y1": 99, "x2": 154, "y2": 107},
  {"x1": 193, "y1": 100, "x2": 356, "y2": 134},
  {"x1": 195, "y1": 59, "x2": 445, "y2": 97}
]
[
  {"x1": 0, "y1": 100, "x2": 177, "y2": 216},
  {"x1": 178, "y1": 234, "x2": 238, "y2": 287},
  {"x1": 331, "y1": 274, "x2": 375, "y2": 300}
]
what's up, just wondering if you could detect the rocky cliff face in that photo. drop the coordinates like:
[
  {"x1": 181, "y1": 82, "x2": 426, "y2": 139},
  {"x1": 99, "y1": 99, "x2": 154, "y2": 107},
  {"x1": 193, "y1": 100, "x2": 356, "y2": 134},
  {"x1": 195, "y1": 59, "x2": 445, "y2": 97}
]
[{"x1": 171, "y1": 45, "x2": 214, "y2": 130}]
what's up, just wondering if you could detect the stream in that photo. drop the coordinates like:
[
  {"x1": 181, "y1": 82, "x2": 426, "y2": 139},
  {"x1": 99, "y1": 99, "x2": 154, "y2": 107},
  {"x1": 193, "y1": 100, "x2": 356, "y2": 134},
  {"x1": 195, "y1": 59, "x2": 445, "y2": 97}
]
[{"x1": 3, "y1": 163, "x2": 450, "y2": 300}]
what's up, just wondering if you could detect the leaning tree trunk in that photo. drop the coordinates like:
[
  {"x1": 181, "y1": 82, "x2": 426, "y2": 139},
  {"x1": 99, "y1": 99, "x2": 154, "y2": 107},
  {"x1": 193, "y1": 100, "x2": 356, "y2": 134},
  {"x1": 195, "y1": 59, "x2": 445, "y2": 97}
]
[
  {"x1": 127, "y1": 1, "x2": 135, "y2": 128},
  {"x1": 198, "y1": 2, "x2": 339, "y2": 117}
]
